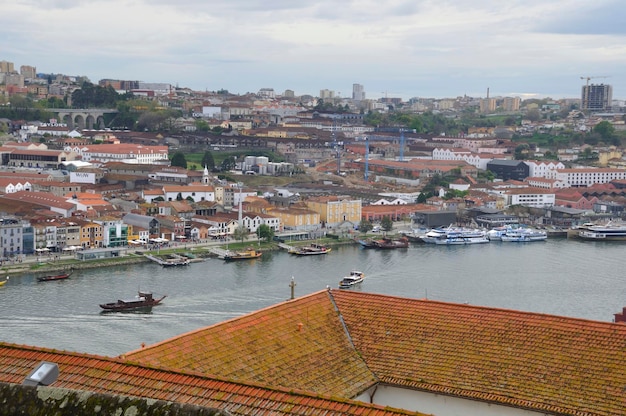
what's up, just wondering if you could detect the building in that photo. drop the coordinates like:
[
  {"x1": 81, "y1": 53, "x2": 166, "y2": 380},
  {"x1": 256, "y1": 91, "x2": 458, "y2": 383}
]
[
  {"x1": 582, "y1": 83, "x2": 612, "y2": 112},
  {"x1": 352, "y1": 83, "x2": 365, "y2": 101},
  {"x1": 64, "y1": 144, "x2": 169, "y2": 165},
  {"x1": 306, "y1": 195, "x2": 361, "y2": 228},
  {"x1": 552, "y1": 168, "x2": 626, "y2": 187},
  {"x1": 486, "y1": 160, "x2": 530, "y2": 181}
]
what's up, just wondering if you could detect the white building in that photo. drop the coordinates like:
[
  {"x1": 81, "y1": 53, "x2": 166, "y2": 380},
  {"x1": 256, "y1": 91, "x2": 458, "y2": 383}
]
[
  {"x1": 524, "y1": 160, "x2": 565, "y2": 178},
  {"x1": 504, "y1": 187, "x2": 555, "y2": 208},
  {"x1": 64, "y1": 144, "x2": 169, "y2": 165},
  {"x1": 551, "y1": 168, "x2": 626, "y2": 187}
]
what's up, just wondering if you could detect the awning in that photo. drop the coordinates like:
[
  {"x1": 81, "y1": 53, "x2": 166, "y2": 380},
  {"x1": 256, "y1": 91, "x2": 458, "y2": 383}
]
[{"x1": 36, "y1": 248, "x2": 50, "y2": 252}]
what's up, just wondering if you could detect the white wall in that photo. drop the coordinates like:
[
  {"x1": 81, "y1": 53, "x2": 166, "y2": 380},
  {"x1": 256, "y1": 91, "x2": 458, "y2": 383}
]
[{"x1": 361, "y1": 385, "x2": 547, "y2": 416}]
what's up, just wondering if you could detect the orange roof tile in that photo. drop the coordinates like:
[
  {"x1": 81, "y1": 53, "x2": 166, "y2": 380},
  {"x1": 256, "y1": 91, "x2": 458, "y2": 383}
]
[
  {"x1": 126, "y1": 291, "x2": 377, "y2": 398},
  {"x1": 0, "y1": 342, "x2": 419, "y2": 415},
  {"x1": 128, "y1": 290, "x2": 626, "y2": 415}
]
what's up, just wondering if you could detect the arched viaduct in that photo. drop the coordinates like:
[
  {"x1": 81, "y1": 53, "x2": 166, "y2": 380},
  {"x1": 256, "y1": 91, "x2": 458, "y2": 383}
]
[{"x1": 49, "y1": 108, "x2": 118, "y2": 130}]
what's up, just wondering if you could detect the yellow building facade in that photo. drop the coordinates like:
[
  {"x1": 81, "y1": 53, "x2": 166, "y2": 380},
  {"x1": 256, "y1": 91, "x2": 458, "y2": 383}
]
[{"x1": 305, "y1": 196, "x2": 362, "y2": 227}]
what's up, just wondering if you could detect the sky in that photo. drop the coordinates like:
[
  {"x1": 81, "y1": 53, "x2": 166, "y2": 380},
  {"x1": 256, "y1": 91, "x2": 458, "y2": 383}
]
[{"x1": 2, "y1": 0, "x2": 626, "y2": 101}]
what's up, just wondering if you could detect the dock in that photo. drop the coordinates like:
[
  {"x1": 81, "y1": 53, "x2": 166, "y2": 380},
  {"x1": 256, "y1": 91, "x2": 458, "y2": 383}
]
[
  {"x1": 207, "y1": 247, "x2": 231, "y2": 259},
  {"x1": 145, "y1": 254, "x2": 190, "y2": 267},
  {"x1": 277, "y1": 243, "x2": 295, "y2": 252}
]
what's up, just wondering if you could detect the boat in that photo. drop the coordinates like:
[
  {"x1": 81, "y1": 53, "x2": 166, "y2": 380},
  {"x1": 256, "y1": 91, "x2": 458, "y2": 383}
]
[
  {"x1": 423, "y1": 226, "x2": 488, "y2": 245},
  {"x1": 578, "y1": 221, "x2": 626, "y2": 241},
  {"x1": 358, "y1": 236, "x2": 409, "y2": 249},
  {"x1": 223, "y1": 248, "x2": 262, "y2": 261},
  {"x1": 0, "y1": 277, "x2": 7, "y2": 287},
  {"x1": 499, "y1": 228, "x2": 547, "y2": 242},
  {"x1": 99, "y1": 291, "x2": 166, "y2": 312},
  {"x1": 372, "y1": 236, "x2": 409, "y2": 249},
  {"x1": 433, "y1": 230, "x2": 490, "y2": 245},
  {"x1": 339, "y1": 270, "x2": 365, "y2": 289},
  {"x1": 37, "y1": 270, "x2": 73, "y2": 282},
  {"x1": 289, "y1": 243, "x2": 332, "y2": 256}
]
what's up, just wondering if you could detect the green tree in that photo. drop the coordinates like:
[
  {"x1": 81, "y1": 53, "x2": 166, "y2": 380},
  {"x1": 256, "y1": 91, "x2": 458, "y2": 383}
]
[
  {"x1": 256, "y1": 224, "x2": 274, "y2": 243},
  {"x1": 176, "y1": 192, "x2": 183, "y2": 201},
  {"x1": 381, "y1": 216, "x2": 393, "y2": 232},
  {"x1": 201, "y1": 151, "x2": 215, "y2": 170},
  {"x1": 593, "y1": 121, "x2": 615, "y2": 141},
  {"x1": 358, "y1": 219, "x2": 373, "y2": 234},
  {"x1": 221, "y1": 156, "x2": 236, "y2": 171},
  {"x1": 171, "y1": 152, "x2": 187, "y2": 168},
  {"x1": 416, "y1": 193, "x2": 428, "y2": 204},
  {"x1": 233, "y1": 226, "x2": 249, "y2": 243}
]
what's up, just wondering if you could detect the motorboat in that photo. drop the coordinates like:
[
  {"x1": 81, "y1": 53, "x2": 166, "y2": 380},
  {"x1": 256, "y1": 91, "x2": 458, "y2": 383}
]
[
  {"x1": 433, "y1": 230, "x2": 489, "y2": 245},
  {"x1": 339, "y1": 270, "x2": 365, "y2": 289},
  {"x1": 578, "y1": 221, "x2": 626, "y2": 241},
  {"x1": 99, "y1": 291, "x2": 166, "y2": 312},
  {"x1": 500, "y1": 228, "x2": 547, "y2": 242}
]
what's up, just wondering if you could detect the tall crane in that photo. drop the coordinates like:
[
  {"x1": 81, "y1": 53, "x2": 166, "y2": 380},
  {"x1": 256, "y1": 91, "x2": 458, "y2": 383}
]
[{"x1": 580, "y1": 75, "x2": 609, "y2": 86}]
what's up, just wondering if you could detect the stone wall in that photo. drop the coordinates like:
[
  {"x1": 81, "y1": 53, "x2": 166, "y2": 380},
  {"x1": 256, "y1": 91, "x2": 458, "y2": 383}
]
[{"x1": 0, "y1": 383, "x2": 232, "y2": 416}]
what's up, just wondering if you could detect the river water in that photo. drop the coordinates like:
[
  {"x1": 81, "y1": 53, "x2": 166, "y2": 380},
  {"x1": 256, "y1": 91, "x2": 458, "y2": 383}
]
[{"x1": 1, "y1": 239, "x2": 625, "y2": 357}]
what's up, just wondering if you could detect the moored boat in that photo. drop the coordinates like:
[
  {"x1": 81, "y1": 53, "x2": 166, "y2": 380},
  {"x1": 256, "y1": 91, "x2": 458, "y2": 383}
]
[
  {"x1": 433, "y1": 230, "x2": 489, "y2": 245},
  {"x1": 99, "y1": 291, "x2": 166, "y2": 312},
  {"x1": 289, "y1": 243, "x2": 332, "y2": 256},
  {"x1": 499, "y1": 228, "x2": 547, "y2": 242},
  {"x1": 578, "y1": 221, "x2": 626, "y2": 241},
  {"x1": 37, "y1": 270, "x2": 73, "y2": 282},
  {"x1": 339, "y1": 270, "x2": 365, "y2": 289},
  {"x1": 223, "y1": 248, "x2": 262, "y2": 261}
]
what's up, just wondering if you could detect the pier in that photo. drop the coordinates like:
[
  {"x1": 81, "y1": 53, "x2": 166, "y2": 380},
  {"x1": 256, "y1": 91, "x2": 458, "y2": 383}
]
[{"x1": 144, "y1": 254, "x2": 190, "y2": 267}]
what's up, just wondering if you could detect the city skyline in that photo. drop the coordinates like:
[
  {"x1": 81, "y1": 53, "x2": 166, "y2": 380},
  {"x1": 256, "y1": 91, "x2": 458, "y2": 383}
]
[{"x1": 2, "y1": 0, "x2": 626, "y2": 101}]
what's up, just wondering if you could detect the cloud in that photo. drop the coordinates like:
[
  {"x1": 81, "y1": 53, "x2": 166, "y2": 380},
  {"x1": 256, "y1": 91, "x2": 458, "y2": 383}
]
[{"x1": 1, "y1": 0, "x2": 625, "y2": 98}]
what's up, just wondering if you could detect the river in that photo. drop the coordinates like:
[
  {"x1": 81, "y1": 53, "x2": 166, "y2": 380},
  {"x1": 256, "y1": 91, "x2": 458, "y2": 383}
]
[{"x1": 1, "y1": 238, "x2": 624, "y2": 357}]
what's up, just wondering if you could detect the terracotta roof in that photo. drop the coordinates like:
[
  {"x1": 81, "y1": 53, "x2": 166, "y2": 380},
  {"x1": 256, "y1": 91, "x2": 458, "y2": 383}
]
[
  {"x1": 125, "y1": 291, "x2": 378, "y2": 398},
  {"x1": 332, "y1": 291, "x2": 626, "y2": 415},
  {"x1": 128, "y1": 290, "x2": 626, "y2": 415},
  {"x1": 0, "y1": 343, "x2": 418, "y2": 416}
]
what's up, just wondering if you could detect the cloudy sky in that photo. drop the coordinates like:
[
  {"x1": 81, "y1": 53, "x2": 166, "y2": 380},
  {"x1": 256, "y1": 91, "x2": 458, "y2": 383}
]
[{"x1": 2, "y1": 0, "x2": 625, "y2": 100}]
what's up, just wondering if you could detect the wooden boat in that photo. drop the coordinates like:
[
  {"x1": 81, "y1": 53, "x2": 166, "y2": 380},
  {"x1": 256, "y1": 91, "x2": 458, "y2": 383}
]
[
  {"x1": 223, "y1": 248, "x2": 262, "y2": 261},
  {"x1": 358, "y1": 237, "x2": 409, "y2": 249},
  {"x1": 37, "y1": 270, "x2": 73, "y2": 282},
  {"x1": 289, "y1": 243, "x2": 331, "y2": 256},
  {"x1": 99, "y1": 291, "x2": 166, "y2": 312}
]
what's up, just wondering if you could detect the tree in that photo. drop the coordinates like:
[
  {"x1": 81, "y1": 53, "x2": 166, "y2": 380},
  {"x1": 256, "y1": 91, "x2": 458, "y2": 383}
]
[
  {"x1": 221, "y1": 156, "x2": 236, "y2": 171},
  {"x1": 381, "y1": 216, "x2": 393, "y2": 232},
  {"x1": 593, "y1": 121, "x2": 615, "y2": 141},
  {"x1": 171, "y1": 152, "x2": 187, "y2": 168},
  {"x1": 416, "y1": 193, "x2": 428, "y2": 204},
  {"x1": 233, "y1": 226, "x2": 249, "y2": 243},
  {"x1": 201, "y1": 151, "x2": 215, "y2": 170},
  {"x1": 176, "y1": 192, "x2": 183, "y2": 201},
  {"x1": 256, "y1": 224, "x2": 274, "y2": 243},
  {"x1": 358, "y1": 219, "x2": 373, "y2": 234}
]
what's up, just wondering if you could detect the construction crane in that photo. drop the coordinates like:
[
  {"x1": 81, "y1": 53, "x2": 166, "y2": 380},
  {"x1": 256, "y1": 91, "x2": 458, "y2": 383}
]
[{"x1": 580, "y1": 75, "x2": 610, "y2": 86}]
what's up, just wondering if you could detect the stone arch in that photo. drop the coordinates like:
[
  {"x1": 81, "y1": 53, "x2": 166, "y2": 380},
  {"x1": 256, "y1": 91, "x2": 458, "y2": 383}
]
[
  {"x1": 85, "y1": 115, "x2": 96, "y2": 129},
  {"x1": 74, "y1": 114, "x2": 86, "y2": 130}
]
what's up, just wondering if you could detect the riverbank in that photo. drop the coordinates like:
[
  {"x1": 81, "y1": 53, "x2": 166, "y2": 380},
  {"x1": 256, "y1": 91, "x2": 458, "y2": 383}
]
[{"x1": 0, "y1": 235, "x2": 364, "y2": 277}]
